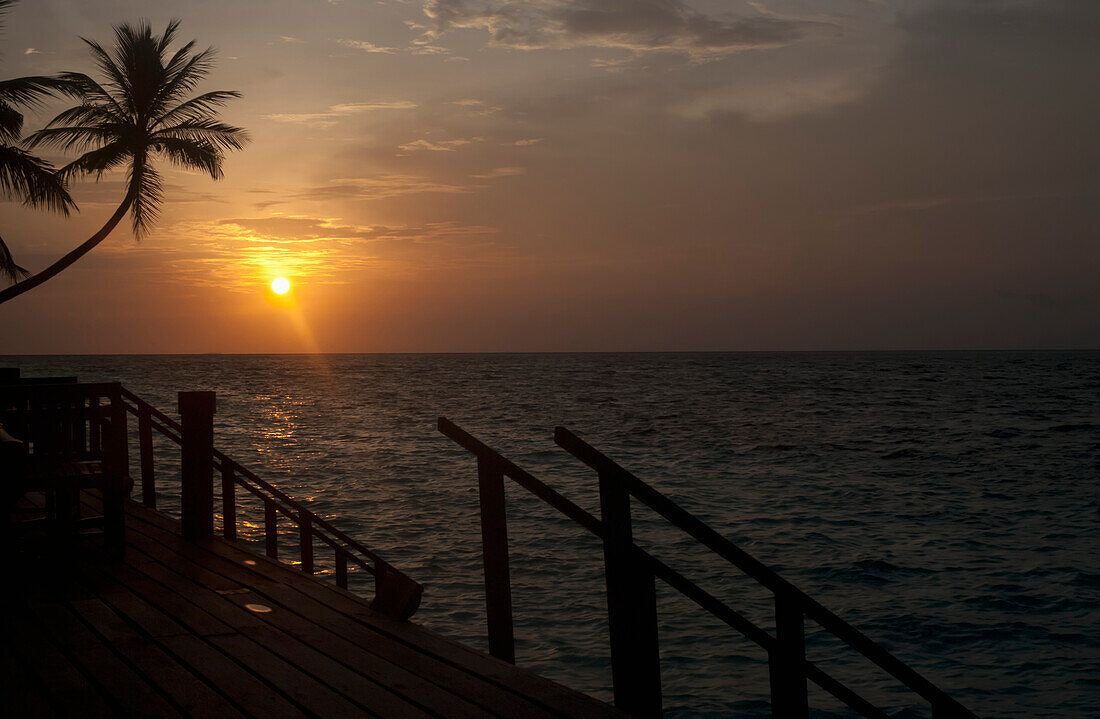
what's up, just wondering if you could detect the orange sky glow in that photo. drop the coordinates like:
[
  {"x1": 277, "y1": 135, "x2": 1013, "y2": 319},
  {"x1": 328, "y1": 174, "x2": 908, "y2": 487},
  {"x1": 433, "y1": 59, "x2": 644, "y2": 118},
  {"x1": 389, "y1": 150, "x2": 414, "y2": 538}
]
[{"x1": 1, "y1": 0, "x2": 1097, "y2": 352}]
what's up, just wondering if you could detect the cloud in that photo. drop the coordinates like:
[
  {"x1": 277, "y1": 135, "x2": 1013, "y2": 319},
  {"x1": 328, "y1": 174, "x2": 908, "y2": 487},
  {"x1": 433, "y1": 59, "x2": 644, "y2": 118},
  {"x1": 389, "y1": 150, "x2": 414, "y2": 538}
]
[
  {"x1": 296, "y1": 175, "x2": 474, "y2": 200},
  {"x1": 337, "y1": 39, "x2": 398, "y2": 54},
  {"x1": 591, "y1": 55, "x2": 633, "y2": 70},
  {"x1": 262, "y1": 112, "x2": 337, "y2": 125},
  {"x1": 347, "y1": 221, "x2": 504, "y2": 252},
  {"x1": 470, "y1": 166, "x2": 525, "y2": 179},
  {"x1": 263, "y1": 100, "x2": 418, "y2": 126},
  {"x1": 510, "y1": 137, "x2": 544, "y2": 146},
  {"x1": 216, "y1": 216, "x2": 499, "y2": 247},
  {"x1": 419, "y1": 0, "x2": 826, "y2": 59},
  {"x1": 397, "y1": 137, "x2": 480, "y2": 152},
  {"x1": 449, "y1": 98, "x2": 502, "y2": 115},
  {"x1": 340, "y1": 37, "x2": 454, "y2": 57},
  {"x1": 23, "y1": 48, "x2": 40, "y2": 55},
  {"x1": 279, "y1": 36, "x2": 305, "y2": 44},
  {"x1": 156, "y1": 216, "x2": 504, "y2": 289},
  {"x1": 676, "y1": 72, "x2": 869, "y2": 121},
  {"x1": 409, "y1": 43, "x2": 452, "y2": 55},
  {"x1": 215, "y1": 216, "x2": 347, "y2": 241},
  {"x1": 330, "y1": 101, "x2": 419, "y2": 112}
]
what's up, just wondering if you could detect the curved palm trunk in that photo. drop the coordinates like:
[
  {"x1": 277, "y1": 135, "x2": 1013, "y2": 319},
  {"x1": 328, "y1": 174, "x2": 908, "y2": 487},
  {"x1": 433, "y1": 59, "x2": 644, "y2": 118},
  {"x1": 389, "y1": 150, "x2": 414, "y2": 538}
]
[{"x1": 0, "y1": 193, "x2": 133, "y2": 305}]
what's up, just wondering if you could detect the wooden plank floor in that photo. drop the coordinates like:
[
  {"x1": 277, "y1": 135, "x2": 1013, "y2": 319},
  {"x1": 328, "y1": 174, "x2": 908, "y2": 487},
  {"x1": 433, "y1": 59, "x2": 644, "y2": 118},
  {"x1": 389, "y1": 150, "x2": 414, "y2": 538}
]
[{"x1": 4, "y1": 495, "x2": 623, "y2": 719}]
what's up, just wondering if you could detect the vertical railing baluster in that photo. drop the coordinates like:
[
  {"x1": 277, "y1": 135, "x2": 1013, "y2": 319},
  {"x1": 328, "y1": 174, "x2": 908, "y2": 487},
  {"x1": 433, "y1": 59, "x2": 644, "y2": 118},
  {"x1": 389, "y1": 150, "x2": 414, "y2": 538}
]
[
  {"x1": 103, "y1": 387, "x2": 127, "y2": 557},
  {"x1": 116, "y1": 400, "x2": 130, "y2": 493},
  {"x1": 86, "y1": 395, "x2": 98, "y2": 456},
  {"x1": 179, "y1": 391, "x2": 216, "y2": 542},
  {"x1": 264, "y1": 499, "x2": 278, "y2": 559},
  {"x1": 299, "y1": 508, "x2": 314, "y2": 574},
  {"x1": 477, "y1": 454, "x2": 516, "y2": 663},
  {"x1": 336, "y1": 550, "x2": 348, "y2": 589},
  {"x1": 598, "y1": 466, "x2": 662, "y2": 718},
  {"x1": 769, "y1": 592, "x2": 809, "y2": 718},
  {"x1": 138, "y1": 402, "x2": 156, "y2": 508},
  {"x1": 221, "y1": 461, "x2": 237, "y2": 540}
]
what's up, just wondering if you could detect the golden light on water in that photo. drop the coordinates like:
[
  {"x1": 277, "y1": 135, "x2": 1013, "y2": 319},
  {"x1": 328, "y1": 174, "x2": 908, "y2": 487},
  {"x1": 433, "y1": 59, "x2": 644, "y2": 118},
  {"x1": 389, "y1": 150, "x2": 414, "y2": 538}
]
[{"x1": 271, "y1": 277, "x2": 291, "y2": 294}]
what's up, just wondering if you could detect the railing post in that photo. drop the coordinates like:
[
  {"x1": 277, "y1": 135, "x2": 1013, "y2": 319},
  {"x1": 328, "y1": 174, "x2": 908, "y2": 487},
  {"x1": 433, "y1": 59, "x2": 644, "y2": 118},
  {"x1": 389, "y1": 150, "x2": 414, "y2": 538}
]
[
  {"x1": 88, "y1": 395, "x2": 99, "y2": 453},
  {"x1": 264, "y1": 499, "x2": 278, "y2": 559},
  {"x1": 299, "y1": 508, "x2": 314, "y2": 574},
  {"x1": 178, "y1": 391, "x2": 215, "y2": 542},
  {"x1": 138, "y1": 402, "x2": 156, "y2": 508},
  {"x1": 598, "y1": 467, "x2": 662, "y2": 717},
  {"x1": 116, "y1": 402, "x2": 130, "y2": 493},
  {"x1": 221, "y1": 462, "x2": 236, "y2": 540},
  {"x1": 477, "y1": 454, "x2": 516, "y2": 663},
  {"x1": 769, "y1": 592, "x2": 809, "y2": 718},
  {"x1": 335, "y1": 550, "x2": 348, "y2": 589},
  {"x1": 103, "y1": 387, "x2": 127, "y2": 557},
  {"x1": 371, "y1": 562, "x2": 424, "y2": 621}
]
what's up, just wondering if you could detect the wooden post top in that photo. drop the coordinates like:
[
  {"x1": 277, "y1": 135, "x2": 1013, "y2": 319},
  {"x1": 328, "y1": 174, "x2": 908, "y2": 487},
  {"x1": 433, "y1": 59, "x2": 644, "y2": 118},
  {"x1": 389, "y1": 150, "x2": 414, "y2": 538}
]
[{"x1": 178, "y1": 391, "x2": 216, "y2": 416}]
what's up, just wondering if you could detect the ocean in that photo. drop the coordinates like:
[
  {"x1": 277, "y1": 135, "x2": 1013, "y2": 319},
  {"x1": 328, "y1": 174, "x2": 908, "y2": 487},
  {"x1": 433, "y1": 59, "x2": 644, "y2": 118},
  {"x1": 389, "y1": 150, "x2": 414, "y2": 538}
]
[{"x1": 5, "y1": 352, "x2": 1098, "y2": 718}]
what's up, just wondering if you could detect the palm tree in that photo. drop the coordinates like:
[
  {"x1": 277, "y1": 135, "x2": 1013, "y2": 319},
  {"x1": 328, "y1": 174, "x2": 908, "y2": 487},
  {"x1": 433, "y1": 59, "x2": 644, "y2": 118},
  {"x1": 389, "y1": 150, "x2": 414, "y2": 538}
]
[
  {"x1": 0, "y1": 0, "x2": 77, "y2": 283},
  {"x1": 0, "y1": 18, "x2": 248, "y2": 304}
]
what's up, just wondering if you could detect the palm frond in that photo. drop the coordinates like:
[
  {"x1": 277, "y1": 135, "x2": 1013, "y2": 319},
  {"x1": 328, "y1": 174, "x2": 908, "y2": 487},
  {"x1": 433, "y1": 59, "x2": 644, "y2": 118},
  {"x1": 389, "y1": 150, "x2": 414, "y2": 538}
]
[
  {"x1": 121, "y1": 24, "x2": 171, "y2": 119},
  {"x1": 153, "y1": 90, "x2": 240, "y2": 128},
  {"x1": 154, "y1": 118, "x2": 249, "y2": 152},
  {"x1": 154, "y1": 136, "x2": 222, "y2": 179},
  {"x1": 56, "y1": 140, "x2": 129, "y2": 181},
  {"x1": 25, "y1": 124, "x2": 126, "y2": 153},
  {"x1": 0, "y1": 144, "x2": 76, "y2": 214},
  {"x1": 0, "y1": 232, "x2": 30, "y2": 285},
  {"x1": 156, "y1": 19, "x2": 182, "y2": 55},
  {"x1": 154, "y1": 46, "x2": 214, "y2": 110},
  {"x1": 82, "y1": 37, "x2": 132, "y2": 112},
  {"x1": 127, "y1": 157, "x2": 163, "y2": 237},
  {"x1": 0, "y1": 75, "x2": 78, "y2": 108},
  {"x1": 43, "y1": 102, "x2": 125, "y2": 129},
  {"x1": 0, "y1": 75, "x2": 87, "y2": 141},
  {"x1": 0, "y1": 102, "x2": 21, "y2": 141},
  {"x1": 54, "y1": 72, "x2": 128, "y2": 114},
  {"x1": 162, "y1": 39, "x2": 199, "y2": 82}
]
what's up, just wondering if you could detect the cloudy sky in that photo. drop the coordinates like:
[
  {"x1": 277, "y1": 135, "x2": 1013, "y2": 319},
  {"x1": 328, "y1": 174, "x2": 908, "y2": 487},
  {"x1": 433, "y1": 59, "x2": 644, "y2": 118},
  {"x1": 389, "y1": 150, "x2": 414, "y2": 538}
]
[{"x1": 1, "y1": 0, "x2": 1097, "y2": 352}]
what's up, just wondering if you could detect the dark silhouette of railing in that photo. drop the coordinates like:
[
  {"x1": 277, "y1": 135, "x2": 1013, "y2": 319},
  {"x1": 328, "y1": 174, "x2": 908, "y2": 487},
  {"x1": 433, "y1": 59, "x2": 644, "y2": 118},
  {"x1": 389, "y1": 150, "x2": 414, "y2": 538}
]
[
  {"x1": 117, "y1": 386, "x2": 422, "y2": 620},
  {"x1": 1, "y1": 381, "x2": 128, "y2": 556},
  {"x1": 439, "y1": 417, "x2": 978, "y2": 719}
]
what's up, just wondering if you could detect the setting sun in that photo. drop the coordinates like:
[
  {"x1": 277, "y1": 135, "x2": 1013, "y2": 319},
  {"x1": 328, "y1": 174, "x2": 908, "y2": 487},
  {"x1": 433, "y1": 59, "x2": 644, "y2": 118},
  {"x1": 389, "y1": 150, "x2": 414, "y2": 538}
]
[{"x1": 271, "y1": 277, "x2": 290, "y2": 295}]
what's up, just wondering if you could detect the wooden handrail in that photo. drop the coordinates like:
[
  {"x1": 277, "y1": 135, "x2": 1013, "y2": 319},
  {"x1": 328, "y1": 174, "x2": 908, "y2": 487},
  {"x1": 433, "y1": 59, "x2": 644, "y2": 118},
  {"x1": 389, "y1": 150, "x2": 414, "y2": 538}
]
[
  {"x1": 117, "y1": 386, "x2": 422, "y2": 620},
  {"x1": 122, "y1": 393, "x2": 393, "y2": 569},
  {"x1": 438, "y1": 417, "x2": 979, "y2": 719},
  {"x1": 554, "y1": 427, "x2": 975, "y2": 717}
]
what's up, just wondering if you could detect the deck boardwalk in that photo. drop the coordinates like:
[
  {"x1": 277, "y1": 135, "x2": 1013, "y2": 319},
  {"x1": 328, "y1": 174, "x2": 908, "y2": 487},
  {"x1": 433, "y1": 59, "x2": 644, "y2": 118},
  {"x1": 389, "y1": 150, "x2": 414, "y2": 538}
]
[{"x1": 4, "y1": 494, "x2": 623, "y2": 719}]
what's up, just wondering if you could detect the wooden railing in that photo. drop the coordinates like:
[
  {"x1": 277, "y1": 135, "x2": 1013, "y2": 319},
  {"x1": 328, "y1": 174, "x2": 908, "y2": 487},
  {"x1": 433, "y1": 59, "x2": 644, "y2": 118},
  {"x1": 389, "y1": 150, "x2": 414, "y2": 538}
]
[
  {"x1": 116, "y1": 386, "x2": 422, "y2": 620},
  {"x1": 439, "y1": 417, "x2": 979, "y2": 719},
  {"x1": 1, "y1": 381, "x2": 128, "y2": 557}
]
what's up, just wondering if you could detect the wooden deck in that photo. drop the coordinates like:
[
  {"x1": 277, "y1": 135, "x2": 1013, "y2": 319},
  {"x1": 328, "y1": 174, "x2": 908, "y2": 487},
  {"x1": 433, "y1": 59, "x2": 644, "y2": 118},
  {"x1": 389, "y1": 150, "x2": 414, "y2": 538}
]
[{"x1": 4, "y1": 494, "x2": 622, "y2": 718}]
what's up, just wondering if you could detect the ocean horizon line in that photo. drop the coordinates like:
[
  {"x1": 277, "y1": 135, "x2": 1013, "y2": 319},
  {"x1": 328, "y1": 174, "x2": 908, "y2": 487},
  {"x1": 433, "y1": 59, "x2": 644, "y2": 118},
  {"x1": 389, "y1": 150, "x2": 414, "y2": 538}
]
[{"x1": 3, "y1": 347, "x2": 1099, "y2": 358}]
